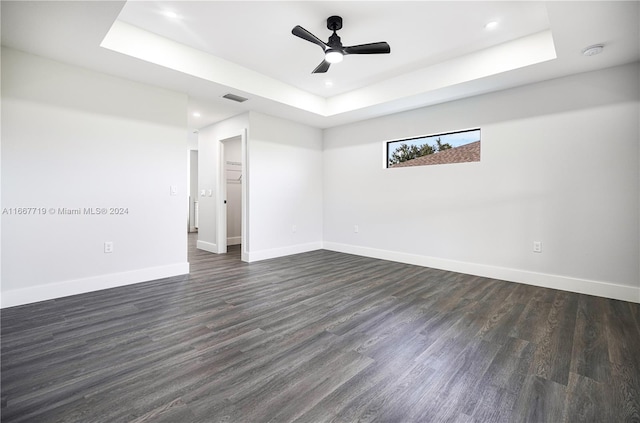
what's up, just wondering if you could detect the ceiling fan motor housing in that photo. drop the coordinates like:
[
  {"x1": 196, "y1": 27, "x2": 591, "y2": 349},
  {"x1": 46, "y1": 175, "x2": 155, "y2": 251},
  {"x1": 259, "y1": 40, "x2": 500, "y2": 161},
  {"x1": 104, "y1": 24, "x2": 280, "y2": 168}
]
[{"x1": 327, "y1": 16, "x2": 343, "y2": 31}]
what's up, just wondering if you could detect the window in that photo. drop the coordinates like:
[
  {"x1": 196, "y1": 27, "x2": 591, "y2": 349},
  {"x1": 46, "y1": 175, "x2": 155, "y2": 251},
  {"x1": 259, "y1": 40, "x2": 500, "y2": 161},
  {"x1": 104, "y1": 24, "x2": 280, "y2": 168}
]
[{"x1": 386, "y1": 128, "x2": 481, "y2": 168}]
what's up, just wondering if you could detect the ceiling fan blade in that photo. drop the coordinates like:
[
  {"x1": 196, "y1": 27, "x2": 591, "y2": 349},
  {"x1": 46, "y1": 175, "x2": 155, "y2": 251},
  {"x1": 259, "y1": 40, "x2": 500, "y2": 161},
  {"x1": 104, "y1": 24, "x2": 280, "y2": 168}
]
[
  {"x1": 312, "y1": 60, "x2": 330, "y2": 73},
  {"x1": 343, "y1": 42, "x2": 390, "y2": 55},
  {"x1": 292, "y1": 25, "x2": 328, "y2": 50}
]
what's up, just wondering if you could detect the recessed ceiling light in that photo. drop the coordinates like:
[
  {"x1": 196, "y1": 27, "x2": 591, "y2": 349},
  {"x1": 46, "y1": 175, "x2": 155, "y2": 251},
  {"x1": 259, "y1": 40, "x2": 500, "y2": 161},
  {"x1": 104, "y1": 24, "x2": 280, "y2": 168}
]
[
  {"x1": 325, "y1": 81, "x2": 333, "y2": 87},
  {"x1": 485, "y1": 21, "x2": 499, "y2": 30},
  {"x1": 163, "y1": 10, "x2": 180, "y2": 19},
  {"x1": 582, "y1": 44, "x2": 604, "y2": 56},
  {"x1": 192, "y1": 112, "x2": 201, "y2": 117}
]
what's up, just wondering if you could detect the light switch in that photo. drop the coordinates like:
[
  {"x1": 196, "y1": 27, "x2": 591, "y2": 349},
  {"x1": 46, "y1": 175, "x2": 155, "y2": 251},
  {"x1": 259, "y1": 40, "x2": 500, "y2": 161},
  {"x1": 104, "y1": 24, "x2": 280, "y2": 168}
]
[
  {"x1": 200, "y1": 189, "x2": 206, "y2": 197},
  {"x1": 208, "y1": 189, "x2": 213, "y2": 197},
  {"x1": 170, "y1": 185, "x2": 177, "y2": 196},
  {"x1": 533, "y1": 241, "x2": 542, "y2": 253}
]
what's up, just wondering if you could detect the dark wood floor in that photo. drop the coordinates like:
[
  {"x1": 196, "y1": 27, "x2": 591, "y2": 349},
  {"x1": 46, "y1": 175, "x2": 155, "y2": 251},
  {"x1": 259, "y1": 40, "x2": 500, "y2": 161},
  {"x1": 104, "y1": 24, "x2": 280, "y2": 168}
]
[{"x1": 2, "y1": 234, "x2": 639, "y2": 423}]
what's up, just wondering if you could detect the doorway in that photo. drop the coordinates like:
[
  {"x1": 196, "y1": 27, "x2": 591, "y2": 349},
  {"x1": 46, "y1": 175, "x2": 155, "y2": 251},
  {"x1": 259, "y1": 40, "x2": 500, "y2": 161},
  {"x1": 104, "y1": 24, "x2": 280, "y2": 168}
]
[{"x1": 217, "y1": 132, "x2": 247, "y2": 261}]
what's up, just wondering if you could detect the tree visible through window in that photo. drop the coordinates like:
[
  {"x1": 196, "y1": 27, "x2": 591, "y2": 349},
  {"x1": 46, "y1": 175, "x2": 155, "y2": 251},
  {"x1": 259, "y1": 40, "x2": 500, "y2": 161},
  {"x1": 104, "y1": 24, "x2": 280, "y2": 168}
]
[{"x1": 387, "y1": 129, "x2": 481, "y2": 168}]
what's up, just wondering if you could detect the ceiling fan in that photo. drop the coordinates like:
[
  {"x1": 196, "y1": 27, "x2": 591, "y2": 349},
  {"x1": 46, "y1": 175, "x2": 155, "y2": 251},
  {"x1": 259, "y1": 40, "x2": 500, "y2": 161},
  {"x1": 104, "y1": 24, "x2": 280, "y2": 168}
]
[{"x1": 292, "y1": 16, "x2": 391, "y2": 73}]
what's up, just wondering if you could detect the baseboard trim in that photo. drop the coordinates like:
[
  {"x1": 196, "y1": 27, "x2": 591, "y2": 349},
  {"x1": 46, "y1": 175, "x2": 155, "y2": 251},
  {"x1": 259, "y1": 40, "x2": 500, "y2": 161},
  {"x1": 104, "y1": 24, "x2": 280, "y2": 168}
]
[
  {"x1": 246, "y1": 242, "x2": 323, "y2": 263},
  {"x1": 322, "y1": 242, "x2": 640, "y2": 304},
  {"x1": 1, "y1": 262, "x2": 190, "y2": 308},
  {"x1": 227, "y1": 236, "x2": 241, "y2": 246},
  {"x1": 197, "y1": 240, "x2": 217, "y2": 254}
]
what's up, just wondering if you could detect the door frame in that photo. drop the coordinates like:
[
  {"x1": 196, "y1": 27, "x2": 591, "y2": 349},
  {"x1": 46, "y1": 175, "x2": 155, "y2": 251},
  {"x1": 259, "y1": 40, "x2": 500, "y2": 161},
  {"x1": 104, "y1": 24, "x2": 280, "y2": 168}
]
[{"x1": 216, "y1": 129, "x2": 248, "y2": 261}]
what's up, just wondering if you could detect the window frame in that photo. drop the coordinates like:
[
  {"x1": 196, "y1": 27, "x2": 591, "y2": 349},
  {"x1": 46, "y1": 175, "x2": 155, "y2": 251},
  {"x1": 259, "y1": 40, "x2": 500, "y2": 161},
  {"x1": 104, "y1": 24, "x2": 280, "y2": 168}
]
[{"x1": 385, "y1": 128, "x2": 481, "y2": 169}]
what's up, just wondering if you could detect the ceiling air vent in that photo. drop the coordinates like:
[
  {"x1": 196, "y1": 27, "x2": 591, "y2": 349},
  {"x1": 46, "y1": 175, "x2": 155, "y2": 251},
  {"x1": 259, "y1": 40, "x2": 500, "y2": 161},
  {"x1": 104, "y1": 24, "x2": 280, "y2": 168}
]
[{"x1": 222, "y1": 93, "x2": 249, "y2": 103}]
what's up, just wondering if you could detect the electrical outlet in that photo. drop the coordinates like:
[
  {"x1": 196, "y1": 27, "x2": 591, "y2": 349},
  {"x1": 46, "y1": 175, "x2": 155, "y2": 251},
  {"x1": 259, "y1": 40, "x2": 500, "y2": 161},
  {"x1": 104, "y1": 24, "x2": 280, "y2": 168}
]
[
  {"x1": 354, "y1": 225, "x2": 359, "y2": 233},
  {"x1": 104, "y1": 241, "x2": 114, "y2": 253},
  {"x1": 533, "y1": 241, "x2": 542, "y2": 253}
]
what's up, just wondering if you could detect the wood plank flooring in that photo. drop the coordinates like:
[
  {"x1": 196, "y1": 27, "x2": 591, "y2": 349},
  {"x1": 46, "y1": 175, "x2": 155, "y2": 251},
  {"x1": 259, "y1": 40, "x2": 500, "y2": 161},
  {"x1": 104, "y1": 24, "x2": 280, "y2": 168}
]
[{"x1": 2, "y1": 234, "x2": 639, "y2": 422}]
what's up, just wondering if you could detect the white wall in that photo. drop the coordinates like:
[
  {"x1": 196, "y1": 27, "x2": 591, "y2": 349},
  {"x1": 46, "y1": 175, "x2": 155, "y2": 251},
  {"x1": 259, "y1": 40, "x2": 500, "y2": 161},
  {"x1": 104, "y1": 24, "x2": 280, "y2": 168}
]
[
  {"x1": 4, "y1": 48, "x2": 636, "y2": 306},
  {"x1": 1, "y1": 48, "x2": 190, "y2": 307},
  {"x1": 323, "y1": 63, "x2": 640, "y2": 303},
  {"x1": 247, "y1": 112, "x2": 323, "y2": 261},
  {"x1": 197, "y1": 111, "x2": 323, "y2": 261}
]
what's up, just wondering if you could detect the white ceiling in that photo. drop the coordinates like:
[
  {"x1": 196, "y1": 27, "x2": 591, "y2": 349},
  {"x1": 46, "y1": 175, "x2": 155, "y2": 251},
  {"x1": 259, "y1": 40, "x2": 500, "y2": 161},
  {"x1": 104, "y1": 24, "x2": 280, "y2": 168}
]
[
  {"x1": 117, "y1": 1, "x2": 551, "y2": 97},
  {"x1": 2, "y1": 1, "x2": 639, "y2": 131}
]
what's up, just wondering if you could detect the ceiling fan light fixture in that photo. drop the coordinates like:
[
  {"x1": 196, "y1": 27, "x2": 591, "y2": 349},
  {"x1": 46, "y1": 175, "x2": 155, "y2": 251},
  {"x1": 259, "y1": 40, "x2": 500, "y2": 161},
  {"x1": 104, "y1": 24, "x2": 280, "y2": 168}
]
[{"x1": 325, "y1": 49, "x2": 343, "y2": 64}]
